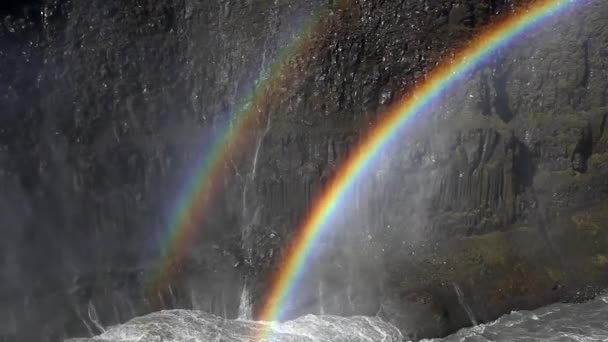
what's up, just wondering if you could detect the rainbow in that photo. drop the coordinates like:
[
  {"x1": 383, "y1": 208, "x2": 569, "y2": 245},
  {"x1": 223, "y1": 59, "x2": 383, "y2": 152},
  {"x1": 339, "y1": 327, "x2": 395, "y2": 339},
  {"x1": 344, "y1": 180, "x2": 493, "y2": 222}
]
[
  {"x1": 258, "y1": 0, "x2": 580, "y2": 335},
  {"x1": 145, "y1": 6, "x2": 336, "y2": 300}
]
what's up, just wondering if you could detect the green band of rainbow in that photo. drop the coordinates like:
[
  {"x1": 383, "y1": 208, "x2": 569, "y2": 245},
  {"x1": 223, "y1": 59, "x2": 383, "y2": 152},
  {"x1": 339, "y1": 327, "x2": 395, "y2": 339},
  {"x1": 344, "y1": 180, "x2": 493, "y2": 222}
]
[
  {"x1": 144, "y1": 8, "x2": 332, "y2": 298},
  {"x1": 258, "y1": 0, "x2": 580, "y2": 336}
]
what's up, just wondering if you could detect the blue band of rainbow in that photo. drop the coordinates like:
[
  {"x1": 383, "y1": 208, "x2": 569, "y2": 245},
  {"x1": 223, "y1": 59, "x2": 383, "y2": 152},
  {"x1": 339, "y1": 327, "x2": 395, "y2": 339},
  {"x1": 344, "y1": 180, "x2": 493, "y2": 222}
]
[{"x1": 258, "y1": 0, "x2": 580, "y2": 339}]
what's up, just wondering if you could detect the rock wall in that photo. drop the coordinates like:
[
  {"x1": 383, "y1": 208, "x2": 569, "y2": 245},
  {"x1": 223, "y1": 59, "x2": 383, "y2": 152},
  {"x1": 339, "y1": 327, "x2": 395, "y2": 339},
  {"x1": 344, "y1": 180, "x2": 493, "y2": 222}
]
[
  {"x1": 1, "y1": 0, "x2": 607, "y2": 341},
  {"x1": 245, "y1": 1, "x2": 608, "y2": 339}
]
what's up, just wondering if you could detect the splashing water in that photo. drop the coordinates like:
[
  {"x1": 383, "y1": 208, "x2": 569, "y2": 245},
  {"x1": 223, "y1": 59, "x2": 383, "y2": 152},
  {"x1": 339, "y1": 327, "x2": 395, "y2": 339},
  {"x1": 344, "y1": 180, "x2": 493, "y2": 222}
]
[
  {"x1": 68, "y1": 294, "x2": 608, "y2": 341},
  {"x1": 425, "y1": 293, "x2": 608, "y2": 342}
]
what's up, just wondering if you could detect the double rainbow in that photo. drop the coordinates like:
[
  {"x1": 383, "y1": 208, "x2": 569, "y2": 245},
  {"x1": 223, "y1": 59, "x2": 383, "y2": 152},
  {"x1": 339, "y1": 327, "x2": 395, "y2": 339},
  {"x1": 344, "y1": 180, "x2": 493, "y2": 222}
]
[
  {"x1": 258, "y1": 0, "x2": 580, "y2": 336},
  {"x1": 145, "y1": 6, "x2": 334, "y2": 299}
]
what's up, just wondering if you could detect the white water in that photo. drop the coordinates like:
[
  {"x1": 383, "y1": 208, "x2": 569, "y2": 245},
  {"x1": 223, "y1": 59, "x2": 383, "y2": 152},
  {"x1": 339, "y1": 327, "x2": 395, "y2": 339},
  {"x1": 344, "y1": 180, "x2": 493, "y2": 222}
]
[
  {"x1": 67, "y1": 310, "x2": 403, "y2": 342},
  {"x1": 238, "y1": 282, "x2": 253, "y2": 320},
  {"x1": 428, "y1": 293, "x2": 608, "y2": 342},
  {"x1": 66, "y1": 294, "x2": 608, "y2": 341}
]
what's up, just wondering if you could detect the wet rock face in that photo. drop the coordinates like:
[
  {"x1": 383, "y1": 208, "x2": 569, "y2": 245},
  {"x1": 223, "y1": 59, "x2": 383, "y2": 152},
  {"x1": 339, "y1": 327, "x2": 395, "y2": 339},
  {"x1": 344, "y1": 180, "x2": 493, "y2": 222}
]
[
  {"x1": 1, "y1": 0, "x2": 608, "y2": 341},
  {"x1": 249, "y1": 1, "x2": 608, "y2": 339}
]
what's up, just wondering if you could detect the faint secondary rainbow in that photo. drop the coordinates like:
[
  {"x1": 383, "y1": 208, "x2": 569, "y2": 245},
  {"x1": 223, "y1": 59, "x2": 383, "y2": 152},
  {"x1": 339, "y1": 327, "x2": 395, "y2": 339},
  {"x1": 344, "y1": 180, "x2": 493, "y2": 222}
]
[
  {"x1": 145, "y1": 7, "x2": 334, "y2": 300},
  {"x1": 258, "y1": 0, "x2": 580, "y2": 335}
]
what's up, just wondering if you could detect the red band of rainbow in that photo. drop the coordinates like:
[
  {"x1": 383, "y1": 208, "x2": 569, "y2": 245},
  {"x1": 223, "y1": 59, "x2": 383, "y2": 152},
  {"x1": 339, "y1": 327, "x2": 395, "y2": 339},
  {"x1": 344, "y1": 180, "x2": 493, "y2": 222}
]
[{"x1": 258, "y1": 0, "x2": 580, "y2": 339}]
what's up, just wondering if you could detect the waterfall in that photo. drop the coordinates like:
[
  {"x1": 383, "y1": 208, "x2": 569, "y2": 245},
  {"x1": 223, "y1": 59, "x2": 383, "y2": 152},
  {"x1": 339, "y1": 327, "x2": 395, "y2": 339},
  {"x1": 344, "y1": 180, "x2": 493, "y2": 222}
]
[
  {"x1": 238, "y1": 116, "x2": 272, "y2": 318},
  {"x1": 87, "y1": 301, "x2": 105, "y2": 333},
  {"x1": 318, "y1": 279, "x2": 325, "y2": 315},
  {"x1": 241, "y1": 114, "x2": 272, "y2": 220},
  {"x1": 168, "y1": 284, "x2": 177, "y2": 307},
  {"x1": 237, "y1": 282, "x2": 253, "y2": 320},
  {"x1": 190, "y1": 288, "x2": 200, "y2": 311},
  {"x1": 452, "y1": 282, "x2": 478, "y2": 325}
]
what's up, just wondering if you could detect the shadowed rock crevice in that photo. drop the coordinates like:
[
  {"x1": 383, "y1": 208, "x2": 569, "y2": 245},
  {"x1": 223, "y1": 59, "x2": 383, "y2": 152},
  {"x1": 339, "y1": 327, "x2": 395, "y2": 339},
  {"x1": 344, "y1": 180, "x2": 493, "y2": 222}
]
[
  {"x1": 572, "y1": 123, "x2": 593, "y2": 173},
  {"x1": 491, "y1": 62, "x2": 515, "y2": 123}
]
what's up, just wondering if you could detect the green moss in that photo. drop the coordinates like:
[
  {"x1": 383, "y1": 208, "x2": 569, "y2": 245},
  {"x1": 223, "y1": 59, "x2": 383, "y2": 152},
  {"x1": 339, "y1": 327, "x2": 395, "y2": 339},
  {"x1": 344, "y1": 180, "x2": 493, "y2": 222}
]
[
  {"x1": 528, "y1": 111, "x2": 552, "y2": 123},
  {"x1": 557, "y1": 78, "x2": 570, "y2": 90},
  {"x1": 571, "y1": 202, "x2": 608, "y2": 234},
  {"x1": 445, "y1": 111, "x2": 512, "y2": 138},
  {"x1": 387, "y1": 202, "x2": 608, "y2": 313},
  {"x1": 592, "y1": 254, "x2": 608, "y2": 267},
  {"x1": 424, "y1": 227, "x2": 532, "y2": 281},
  {"x1": 589, "y1": 153, "x2": 608, "y2": 169},
  {"x1": 535, "y1": 169, "x2": 585, "y2": 192},
  {"x1": 545, "y1": 268, "x2": 565, "y2": 282},
  {"x1": 460, "y1": 230, "x2": 512, "y2": 264}
]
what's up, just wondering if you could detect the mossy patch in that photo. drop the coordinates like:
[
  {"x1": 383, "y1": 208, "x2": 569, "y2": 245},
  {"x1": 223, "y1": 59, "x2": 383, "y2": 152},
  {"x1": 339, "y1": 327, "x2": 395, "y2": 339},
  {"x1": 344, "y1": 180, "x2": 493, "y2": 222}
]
[
  {"x1": 545, "y1": 267, "x2": 565, "y2": 283},
  {"x1": 534, "y1": 168, "x2": 588, "y2": 193},
  {"x1": 592, "y1": 254, "x2": 608, "y2": 268},
  {"x1": 571, "y1": 202, "x2": 608, "y2": 234},
  {"x1": 528, "y1": 111, "x2": 552, "y2": 124},
  {"x1": 589, "y1": 153, "x2": 608, "y2": 169},
  {"x1": 405, "y1": 226, "x2": 551, "y2": 287}
]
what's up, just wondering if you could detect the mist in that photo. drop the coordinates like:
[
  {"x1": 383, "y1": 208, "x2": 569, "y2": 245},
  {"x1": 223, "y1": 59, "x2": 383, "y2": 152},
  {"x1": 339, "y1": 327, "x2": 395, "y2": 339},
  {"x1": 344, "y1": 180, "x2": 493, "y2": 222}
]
[{"x1": 2, "y1": 0, "x2": 608, "y2": 341}]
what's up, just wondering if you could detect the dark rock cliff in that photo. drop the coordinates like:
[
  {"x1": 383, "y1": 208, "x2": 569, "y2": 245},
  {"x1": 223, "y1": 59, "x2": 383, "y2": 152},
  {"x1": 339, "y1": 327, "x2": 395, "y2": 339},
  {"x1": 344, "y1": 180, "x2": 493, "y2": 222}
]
[{"x1": 1, "y1": 0, "x2": 607, "y2": 341}]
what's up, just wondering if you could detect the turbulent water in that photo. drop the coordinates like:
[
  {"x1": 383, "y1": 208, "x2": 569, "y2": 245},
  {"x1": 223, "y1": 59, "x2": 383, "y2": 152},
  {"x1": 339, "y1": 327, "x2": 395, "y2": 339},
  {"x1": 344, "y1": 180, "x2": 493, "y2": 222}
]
[
  {"x1": 65, "y1": 310, "x2": 403, "y2": 342},
  {"x1": 67, "y1": 294, "x2": 608, "y2": 342},
  {"x1": 427, "y1": 294, "x2": 608, "y2": 342}
]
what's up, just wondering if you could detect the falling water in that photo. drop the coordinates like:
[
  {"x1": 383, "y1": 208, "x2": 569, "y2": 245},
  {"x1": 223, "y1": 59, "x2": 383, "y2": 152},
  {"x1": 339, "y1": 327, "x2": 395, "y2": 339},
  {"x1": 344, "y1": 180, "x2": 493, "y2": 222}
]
[
  {"x1": 240, "y1": 32, "x2": 272, "y2": 222},
  {"x1": 112, "y1": 300, "x2": 120, "y2": 323},
  {"x1": 168, "y1": 284, "x2": 177, "y2": 308},
  {"x1": 238, "y1": 114, "x2": 272, "y2": 321},
  {"x1": 237, "y1": 281, "x2": 253, "y2": 320},
  {"x1": 241, "y1": 114, "x2": 272, "y2": 220},
  {"x1": 190, "y1": 288, "x2": 199, "y2": 311},
  {"x1": 318, "y1": 279, "x2": 325, "y2": 315},
  {"x1": 346, "y1": 265, "x2": 356, "y2": 313},
  {"x1": 87, "y1": 301, "x2": 105, "y2": 333},
  {"x1": 452, "y1": 282, "x2": 477, "y2": 326}
]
